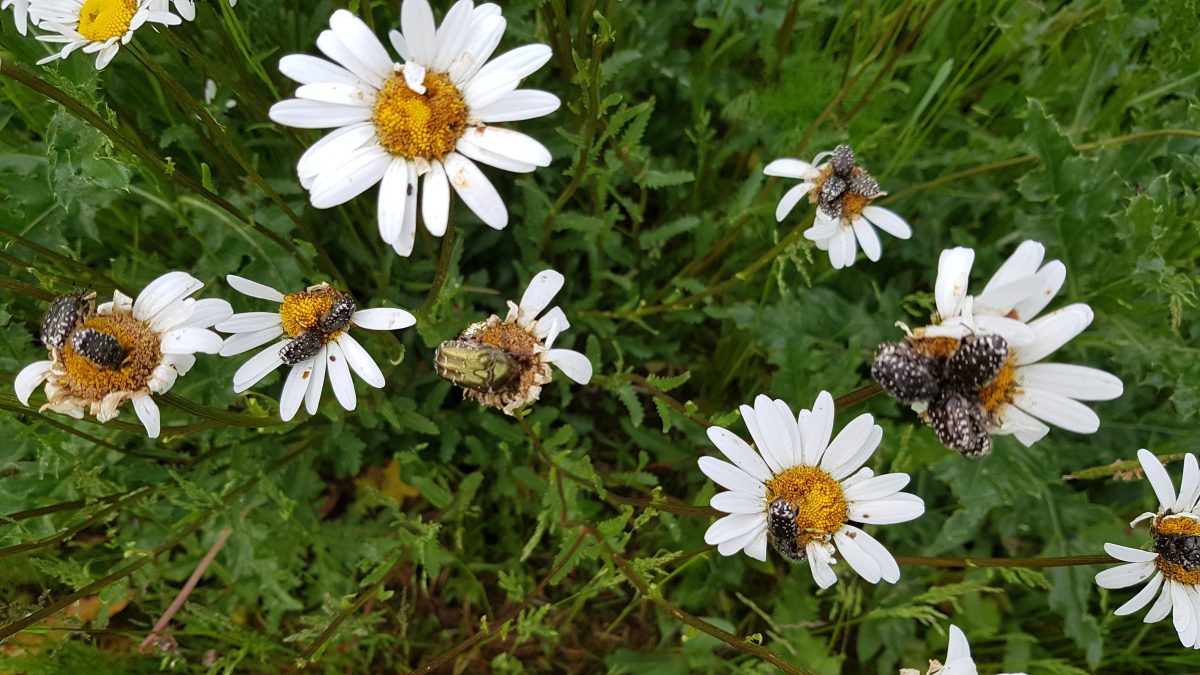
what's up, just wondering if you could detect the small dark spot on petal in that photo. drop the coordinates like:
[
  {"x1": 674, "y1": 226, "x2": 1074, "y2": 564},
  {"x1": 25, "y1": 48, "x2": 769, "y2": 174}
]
[{"x1": 406, "y1": 183, "x2": 413, "y2": 196}]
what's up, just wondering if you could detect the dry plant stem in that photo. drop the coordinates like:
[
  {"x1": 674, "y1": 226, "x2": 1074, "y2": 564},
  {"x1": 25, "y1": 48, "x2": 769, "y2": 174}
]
[
  {"x1": 896, "y1": 554, "x2": 1117, "y2": 569},
  {"x1": 2, "y1": 491, "x2": 132, "y2": 524},
  {"x1": 596, "y1": 529, "x2": 812, "y2": 675},
  {"x1": 833, "y1": 382, "x2": 884, "y2": 410},
  {"x1": 1066, "y1": 452, "x2": 1189, "y2": 481},
  {"x1": 139, "y1": 527, "x2": 234, "y2": 652},
  {"x1": 0, "y1": 487, "x2": 151, "y2": 559},
  {"x1": 408, "y1": 528, "x2": 591, "y2": 674},
  {"x1": 0, "y1": 397, "x2": 191, "y2": 465},
  {"x1": 297, "y1": 553, "x2": 407, "y2": 662},
  {"x1": 0, "y1": 442, "x2": 312, "y2": 640},
  {"x1": 0, "y1": 62, "x2": 311, "y2": 272},
  {"x1": 128, "y1": 46, "x2": 348, "y2": 290}
]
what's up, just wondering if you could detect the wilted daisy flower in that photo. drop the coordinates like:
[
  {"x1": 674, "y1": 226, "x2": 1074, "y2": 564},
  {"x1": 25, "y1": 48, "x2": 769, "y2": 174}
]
[
  {"x1": 434, "y1": 269, "x2": 591, "y2": 415},
  {"x1": 1096, "y1": 449, "x2": 1200, "y2": 650},
  {"x1": 147, "y1": 0, "x2": 234, "y2": 22},
  {"x1": 216, "y1": 275, "x2": 415, "y2": 421},
  {"x1": 901, "y1": 625, "x2": 1026, "y2": 675},
  {"x1": 899, "y1": 241, "x2": 1123, "y2": 450},
  {"x1": 764, "y1": 144, "x2": 912, "y2": 269},
  {"x1": 15, "y1": 272, "x2": 231, "y2": 438},
  {"x1": 3, "y1": 0, "x2": 31, "y2": 35},
  {"x1": 269, "y1": 2, "x2": 558, "y2": 256},
  {"x1": 698, "y1": 391, "x2": 924, "y2": 587},
  {"x1": 30, "y1": 0, "x2": 180, "y2": 69}
]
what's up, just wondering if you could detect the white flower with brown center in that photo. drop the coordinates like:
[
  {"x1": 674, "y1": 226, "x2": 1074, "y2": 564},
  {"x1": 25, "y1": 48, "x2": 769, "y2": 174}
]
[
  {"x1": 909, "y1": 241, "x2": 1123, "y2": 447},
  {"x1": 14, "y1": 272, "x2": 232, "y2": 438},
  {"x1": 216, "y1": 275, "x2": 416, "y2": 421},
  {"x1": 268, "y1": 2, "x2": 559, "y2": 256},
  {"x1": 764, "y1": 144, "x2": 912, "y2": 269},
  {"x1": 435, "y1": 269, "x2": 592, "y2": 415},
  {"x1": 1096, "y1": 449, "x2": 1200, "y2": 650},
  {"x1": 3, "y1": 0, "x2": 32, "y2": 34},
  {"x1": 698, "y1": 391, "x2": 924, "y2": 587},
  {"x1": 29, "y1": 0, "x2": 180, "y2": 69},
  {"x1": 146, "y1": 0, "x2": 234, "y2": 22}
]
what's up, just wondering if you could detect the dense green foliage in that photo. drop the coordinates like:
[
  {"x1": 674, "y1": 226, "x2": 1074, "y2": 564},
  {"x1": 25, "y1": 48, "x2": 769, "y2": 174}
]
[{"x1": 2, "y1": 0, "x2": 1199, "y2": 672}]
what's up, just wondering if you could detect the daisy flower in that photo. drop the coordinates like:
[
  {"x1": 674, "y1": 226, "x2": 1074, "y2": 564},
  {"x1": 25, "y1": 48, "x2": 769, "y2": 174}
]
[
  {"x1": 698, "y1": 391, "x2": 924, "y2": 587},
  {"x1": 216, "y1": 275, "x2": 416, "y2": 421},
  {"x1": 901, "y1": 625, "x2": 1027, "y2": 675},
  {"x1": 147, "y1": 0, "x2": 234, "y2": 22},
  {"x1": 434, "y1": 269, "x2": 592, "y2": 415},
  {"x1": 14, "y1": 272, "x2": 232, "y2": 438},
  {"x1": 764, "y1": 144, "x2": 912, "y2": 269},
  {"x1": 30, "y1": 0, "x2": 180, "y2": 70},
  {"x1": 1096, "y1": 449, "x2": 1200, "y2": 650},
  {"x1": 911, "y1": 240, "x2": 1123, "y2": 447},
  {"x1": 3, "y1": 0, "x2": 31, "y2": 35},
  {"x1": 268, "y1": 2, "x2": 559, "y2": 256}
]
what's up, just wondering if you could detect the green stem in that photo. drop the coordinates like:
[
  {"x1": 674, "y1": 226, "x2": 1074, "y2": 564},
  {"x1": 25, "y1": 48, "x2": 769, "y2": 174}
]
[{"x1": 419, "y1": 220, "x2": 457, "y2": 315}]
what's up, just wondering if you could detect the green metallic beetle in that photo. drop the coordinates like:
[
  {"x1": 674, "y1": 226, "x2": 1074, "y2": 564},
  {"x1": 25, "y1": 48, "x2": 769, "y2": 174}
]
[{"x1": 434, "y1": 339, "x2": 521, "y2": 394}]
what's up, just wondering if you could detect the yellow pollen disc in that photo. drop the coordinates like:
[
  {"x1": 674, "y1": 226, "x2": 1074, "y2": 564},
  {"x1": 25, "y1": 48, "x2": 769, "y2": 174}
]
[
  {"x1": 1156, "y1": 558, "x2": 1200, "y2": 585},
  {"x1": 77, "y1": 0, "x2": 138, "y2": 42},
  {"x1": 909, "y1": 336, "x2": 961, "y2": 361},
  {"x1": 59, "y1": 313, "x2": 161, "y2": 400},
  {"x1": 766, "y1": 465, "x2": 848, "y2": 545},
  {"x1": 977, "y1": 357, "x2": 1016, "y2": 414},
  {"x1": 279, "y1": 288, "x2": 342, "y2": 338},
  {"x1": 1155, "y1": 515, "x2": 1200, "y2": 537},
  {"x1": 469, "y1": 321, "x2": 540, "y2": 361},
  {"x1": 372, "y1": 70, "x2": 468, "y2": 160}
]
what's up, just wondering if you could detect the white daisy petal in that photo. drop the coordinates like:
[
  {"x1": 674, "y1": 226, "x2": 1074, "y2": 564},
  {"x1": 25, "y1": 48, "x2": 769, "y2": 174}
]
[
  {"x1": 801, "y1": 391, "x2": 835, "y2": 466},
  {"x1": 859, "y1": 206, "x2": 912, "y2": 239},
  {"x1": 401, "y1": 0, "x2": 438, "y2": 64},
  {"x1": 1015, "y1": 304, "x2": 1094, "y2": 365},
  {"x1": 1144, "y1": 581, "x2": 1174, "y2": 623},
  {"x1": 1012, "y1": 261, "x2": 1066, "y2": 321},
  {"x1": 807, "y1": 542, "x2": 838, "y2": 588},
  {"x1": 442, "y1": 152, "x2": 508, "y2": 229},
  {"x1": 431, "y1": 0, "x2": 474, "y2": 72},
  {"x1": 946, "y1": 625, "x2": 973, "y2": 664},
  {"x1": 449, "y1": 14, "x2": 505, "y2": 84},
  {"x1": 216, "y1": 312, "x2": 282, "y2": 333},
  {"x1": 269, "y1": 98, "x2": 373, "y2": 129},
  {"x1": 851, "y1": 217, "x2": 882, "y2": 262},
  {"x1": 1176, "y1": 454, "x2": 1200, "y2": 512},
  {"x1": 763, "y1": 158, "x2": 815, "y2": 179},
  {"x1": 1015, "y1": 363, "x2": 1123, "y2": 402},
  {"x1": 304, "y1": 345, "x2": 328, "y2": 414},
  {"x1": 295, "y1": 82, "x2": 376, "y2": 107},
  {"x1": 1103, "y1": 543, "x2": 1159, "y2": 563},
  {"x1": 393, "y1": 161, "x2": 420, "y2": 256},
  {"x1": 315, "y1": 29, "x2": 386, "y2": 88},
  {"x1": 351, "y1": 307, "x2": 417, "y2": 331},
  {"x1": 717, "y1": 521, "x2": 766, "y2": 558},
  {"x1": 1114, "y1": 571, "x2": 1164, "y2": 616},
  {"x1": 182, "y1": 298, "x2": 233, "y2": 328},
  {"x1": 710, "y1": 491, "x2": 766, "y2": 515},
  {"x1": 421, "y1": 161, "x2": 451, "y2": 236},
  {"x1": 745, "y1": 528, "x2": 769, "y2": 562},
  {"x1": 819, "y1": 413, "x2": 874, "y2": 474},
  {"x1": 843, "y1": 526, "x2": 900, "y2": 583},
  {"x1": 833, "y1": 528, "x2": 882, "y2": 583},
  {"x1": 706, "y1": 427, "x2": 772, "y2": 482},
  {"x1": 279, "y1": 361, "x2": 312, "y2": 422},
  {"x1": 1011, "y1": 388, "x2": 1100, "y2": 434},
  {"x1": 473, "y1": 89, "x2": 560, "y2": 123},
  {"x1": 132, "y1": 395, "x2": 161, "y2": 439},
  {"x1": 698, "y1": 457, "x2": 766, "y2": 497},
  {"x1": 378, "y1": 158, "x2": 410, "y2": 245},
  {"x1": 935, "y1": 247, "x2": 975, "y2": 319},
  {"x1": 161, "y1": 327, "x2": 223, "y2": 355},
  {"x1": 774, "y1": 182, "x2": 813, "y2": 222},
  {"x1": 297, "y1": 123, "x2": 377, "y2": 188},
  {"x1": 328, "y1": 10, "x2": 394, "y2": 81},
  {"x1": 518, "y1": 270, "x2": 565, "y2": 319},
  {"x1": 843, "y1": 473, "x2": 910, "y2": 503},
  {"x1": 220, "y1": 326, "x2": 285, "y2": 357},
  {"x1": 534, "y1": 307, "x2": 570, "y2": 340},
  {"x1": 133, "y1": 271, "x2": 203, "y2": 322},
  {"x1": 992, "y1": 404, "x2": 1051, "y2": 446},
  {"x1": 981, "y1": 240, "x2": 1045, "y2": 295},
  {"x1": 325, "y1": 340, "x2": 356, "y2": 410},
  {"x1": 233, "y1": 343, "x2": 286, "y2": 393},
  {"x1": 15, "y1": 361, "x2": 53, "y2": 405},
  {"x1": 309, "y1": 145, "x2": 392, "y2": 209},
  {"x1": 704, "y1": 512, "x2": 762, "y2": 545},
  {"x1": 1137, "y1": 449, "x2": 1178, "y2": 511},
  {"x1": 543, "y1": 349, "x2": 592, "y2": 384},
  {"x1": 848, "y1": 493, "x2": 925, "y2": 524},
  {"x1": 227, "y1": 275, "x2": 285, "y2": 302},
  {"x1": 335, "y1": 333, "x2": 386, "y2": 388},
  {"x1": 279, "y1": 54, "x2": 364, "y2": 87},
  {"x1": 1095, "y1": 560, "x2": 1158, "y2": 589}
]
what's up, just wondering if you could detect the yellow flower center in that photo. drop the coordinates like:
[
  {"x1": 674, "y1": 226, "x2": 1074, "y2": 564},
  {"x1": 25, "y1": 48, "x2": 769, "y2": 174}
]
[
  {"x1": 76, "y1": 0, "x2": 138, "y2": 42},
  {"x1": 977, "y1": 356, "x2": 1016, "y2": 414},
  {"x1": 469, "y1": 320, "x2": 540, "y2": 360},
  {"x1": 1156, "y1": 558, "x2": 1200, "y2": 585},
  {"x1": 909, "y1": 336, "x2": 961, "y2": 361},
  {"x1": 279, "y1": 287, "x2": 341, "y2": 338},
  {"x1": 59, "y1": 312, "x2": 161, "y2": 400},
  {"x1": 1154, "y1": 515, "x2": 1200, "y2": 537},
  {"x1": 766, "y1": 465, "x2": 847, "y2": 546},
  {"x1": 372, "y1": 70, "x2": 468, "y2": 160}
]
